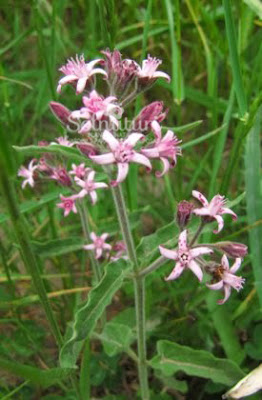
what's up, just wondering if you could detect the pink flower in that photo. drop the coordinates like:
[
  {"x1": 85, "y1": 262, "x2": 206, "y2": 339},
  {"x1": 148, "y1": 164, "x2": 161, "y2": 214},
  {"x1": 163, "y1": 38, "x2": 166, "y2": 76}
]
[
  {"x1": 137, "y1": 55, "x2": 170, "y2": 83},
  {"x1": 83, "y1": 232, "x2": 112, "y2": 259},
  {"x1": 51, "y1": 137, "x2": 75, "y2": 147},
  {"x1": 111, "y1": 241, "x2": 128, "y2": 262},
  {"x1": 75, "y1": 170, "x2": 108, "y2": 204},
  {"x1": 57, "y1": 55, "x2": 107, "y2": 94},
  {"x1": 71, "y1": 90, "x2": 122, "y2": 133},
  {"x1": 50, "y1": 167, "x2": 72, "y2": 186},
  {"x1": 192, "y1": 190, "x2": 237, "y2": 234},
  {"x1": 89, "y1": 130, "x2": 151, "y2": 185},
  {"x1": 18, "y1": 160, "x2": 38, "y2": 189},
  {"x1": 57, "y1": 194, "x2": 78, "y2": 217},
  {"x1": 69, "y1": 163, "x2": 90, "y2": 179},
  {"x1": 159, "y1": 230, "x2": 213, "y2": 282},
  {"x1": 133, "y1": 101, "x2": 168, "y2": 132},
  {"x1": 206, "y1": 255, "x2": 245, "y2": 304},
  {"x1": 142, "y1": 121, "x2": 182, "y2": 177}
]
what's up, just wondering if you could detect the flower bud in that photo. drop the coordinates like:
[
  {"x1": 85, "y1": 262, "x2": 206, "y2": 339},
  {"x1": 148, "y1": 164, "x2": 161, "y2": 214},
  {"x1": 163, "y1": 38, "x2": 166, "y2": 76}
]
[
  {"x1": 49, "y1": 101, "x2": 72, "y2": 126},
  {"x1": 51, "y1": 167, "x2": 72, "y2": 186},
  {"x1": 133, "y1": 101, "x2": 168, "y2": 133},
  {"x1": 176, "y1": 200, "x2": 194, "y2": 229},
  {"x1": 214, "y1": 242, "x2": 248, "y2": 258},
  {"x1": 77, "y1": 143, "x2": 98, "y2": 157}
]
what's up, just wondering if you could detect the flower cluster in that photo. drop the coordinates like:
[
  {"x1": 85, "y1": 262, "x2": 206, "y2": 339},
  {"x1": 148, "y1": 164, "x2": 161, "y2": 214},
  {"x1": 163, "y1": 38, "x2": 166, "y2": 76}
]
[
  {"x1": 83, "y1": 233, "x2": 127, "y2": 262},
  {"x1": 18, "y1": 50, "x2": 181, "y2": 196},
  {"x1": 159, "y1": 190, "x2": 247, "y2": 304}
]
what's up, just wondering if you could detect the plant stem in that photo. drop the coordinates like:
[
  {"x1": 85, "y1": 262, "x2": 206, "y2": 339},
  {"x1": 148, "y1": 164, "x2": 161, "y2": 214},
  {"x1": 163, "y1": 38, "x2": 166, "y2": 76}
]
[
  {"x1": 189, "y1": 220, "x2": 205, "y2": 246},
  {"x1": 139, "y1": 255, "x2": 166, "y2": 278},
  {"x1": 78, "y1": 202, "x2": 102, "y2": 283},
  {"x1": 111, "y1": 184, "x2": 150, "y2": 400}
]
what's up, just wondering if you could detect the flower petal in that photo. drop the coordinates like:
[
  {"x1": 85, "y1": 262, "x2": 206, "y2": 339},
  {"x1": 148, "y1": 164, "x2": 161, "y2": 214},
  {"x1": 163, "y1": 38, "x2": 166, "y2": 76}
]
[
  {"x1": 155, "y1": 157, "x2": 170, "y2": 177},
  {"x1": 206, "y1": 280, "x2": 224, "y2": 290},
  {"x1": 221, "y1": 207, "x2": 237, "y2": 221},
  {"x1": 188, "y1": 260, "x2": 203, "y2": 281},
  {"x1": 141, "y1": 147, "x2": 159, "y2": 158},
  {"x1": 217, "y1": 285, "x2": 231, "y2": 304},
  {"x1": 153, "y1": 71, "x2": 171, "y2": 82},
  {"x1": 96, "y1": 248, "x2": 103, "y2": 259},
  {"x1": 190, "y1": 247, "x2": 213, "y2": 258},
  {"x1": 89, "y1": 190, "x2": 97, "y2": 205},
  {"x1": 115, "y1": 163, "x2": 129, "y2": 184},
  {"x1": 101, "y1": 233, "x2": 109, "y2": 240},
  {"x1": 124, "y1": 133, "x2": 144, "y2": 147},
  {"x1": 221, "y1": 254, "x2": 230, "y2": 270},
  {"x1": 159, "y1": 245, "x2": 178, "y2": 260},
  {"x1": 131, "y1": 152, "x2": 152, "y2": 169},
  {"x1": 192, "y1": 190, "x2": 209, "y2": 207},
  {"x1": 151, "y1": 120, "x2": 162, "y2": 140},
  {"x1": 178, "y1": 230, "x2": 187, "y2": 251},
  {"x1": 165, "y1": 262, "x2": 184, "y2": 281},
  {"x1": 90, "y1": 153, "x2": 115, "y2": 165},
  {"x1": 230, "y1": 257, "x2": 242, "y2": 274},
  {"x1": 83, "y1": 244, "x2": 95, "y2": 250},
  {"x1": 90, "y1": 232, "x2": 97, "y2": 241},
  {"x1": 102, "y1": 130, "x2": 120, "y2": 151},
  {"x1": 213, "y1": 215, "x2": 224, "y2": 234},
  {"x1": 76, "y1": 77, "x2": 88, "y2": 94}
]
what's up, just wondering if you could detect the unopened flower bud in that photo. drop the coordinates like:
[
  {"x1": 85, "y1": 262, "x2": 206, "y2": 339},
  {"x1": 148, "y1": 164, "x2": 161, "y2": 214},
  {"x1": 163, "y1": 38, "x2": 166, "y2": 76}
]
[
  {"x1": 176, "y1": 200, "x2": 194, "y2": 229},
  {"x1": 133, "y1": 101, "x2": 168, "y2": 132},
  {"x1": 77, "y1": 143, "x2": 98, "y2": 157},
  {"x1": 51, "y1": 167, "x2": 72, "y2": 186},
  {"x1": 49, "y1": 101, "x2": 72, "y2": 126},
  {"x1": 214, "y1": 242, "x2": 248, "y2": 258}
]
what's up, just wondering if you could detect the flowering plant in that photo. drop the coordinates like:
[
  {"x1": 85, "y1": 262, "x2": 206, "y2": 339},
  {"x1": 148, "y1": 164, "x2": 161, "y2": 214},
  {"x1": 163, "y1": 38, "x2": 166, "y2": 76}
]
[{"x1": 16, "y1": 50, "x2": 247, "y2": 399}]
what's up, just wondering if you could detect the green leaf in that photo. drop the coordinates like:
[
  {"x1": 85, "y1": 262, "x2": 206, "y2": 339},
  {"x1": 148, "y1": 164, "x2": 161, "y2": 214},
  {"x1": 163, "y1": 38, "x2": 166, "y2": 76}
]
[
  {"x1": 0, "y1": 356, "x2": 72, "y2": 388},
  {"x1": 136, "y1": 221, "x2": 178, "y2": 266},
  {"x1": 31, "y1": 237, "x2": 86, "y2": 257},
  {"x1": 13, "y1": 144, "x2": 89, "y2": 163},
  {"x1": 150, "y1": 340, "x2": 244, "y2": 386},
  {"x1": 163, "y1": 119, "x2": 203, "y2": 134},
  {"x1": 60, "y1": 259, "x2": 130, "y2": 368},
  {"x1": 96, "y1": 322, "x2": 134, "y2": 356}
]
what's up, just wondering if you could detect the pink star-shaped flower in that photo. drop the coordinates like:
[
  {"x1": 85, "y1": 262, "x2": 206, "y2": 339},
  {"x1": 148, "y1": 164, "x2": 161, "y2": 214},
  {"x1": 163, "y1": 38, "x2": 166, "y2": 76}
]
[
  {"x1": 69, "y1": 163, "x2": 90, "y2": 179},
  {"x1": 57, "y1": 55, "x2": 107, "y2": 94},
  {"x1": 18, "y1": 159, "x2": 38, "y2": 189},
  {"x1": 57, "y1": 194, "x2": 78, "y2": 217},
  {"x1": 142, "y1": 121, "x2": 181, "y2": 176},
  {"x1": 70, "y1": 90, "x2": 122, "y2": 133},
  {"x1": 192, "y1": 190, "x2": 237, "y2": 234},
  {"x1": 83, "y1": 232, "x2": 112, "y2": 259},
  {"x1": 75, "y1": 170, "x2": 108, "y2": 204},
  {"x1": 89, "y1": 130, "x2": 151, "y2": 185},
  {"x1": 159, "y1": 230, "x2": 213, "y2": 282},
  {"x1": 137, "y1": 55, "x2": 170, "y2": 83},
  {"x1": 206, "y1": 255, "x2": 245, "y2": 304}
]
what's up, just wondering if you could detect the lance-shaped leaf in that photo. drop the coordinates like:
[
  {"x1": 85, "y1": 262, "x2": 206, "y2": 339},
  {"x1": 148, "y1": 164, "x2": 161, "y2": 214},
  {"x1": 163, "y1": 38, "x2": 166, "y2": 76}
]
[
  {"x1": 150, "y1": 340, "x2": 244, "y2": 386},
  {"x1": 31, "y1": 237, "x2": 86, "y2": 257},
  {"x1": 13, "y1": 144, "x2": 89, "y2": 163},
  {"x1": 60, "y1": 259, "x2": 130, "y2": 368},
  {"x1": 95, "y1": 322, "x2": 135, "y2": 357},
  {"x1": 0, "y1": 356, "x2": 73, "y2": 388}
]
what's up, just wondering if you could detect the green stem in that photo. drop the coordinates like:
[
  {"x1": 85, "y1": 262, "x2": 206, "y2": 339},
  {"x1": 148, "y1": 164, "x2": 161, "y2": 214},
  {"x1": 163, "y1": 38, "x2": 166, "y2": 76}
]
[
  {"x1": 0, "y1": 173, "x2": 63, "y2": 348},
  {"x1": 189, "y1": 220, "x2": 205, "y2": 247},
  {"x1": 111, "y1": 184, "x2": 150, "y2": 400},
  {"x1": 139, "y1": 255, "x2": 166, "y2": 279},
  {"x1": 78, "y1": 202, "x2": 102, "y2": 283}
]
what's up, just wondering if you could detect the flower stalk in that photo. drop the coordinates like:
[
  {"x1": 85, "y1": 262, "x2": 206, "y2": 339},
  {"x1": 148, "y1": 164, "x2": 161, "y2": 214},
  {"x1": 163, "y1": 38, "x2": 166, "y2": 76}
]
[{"x1": 111, "y1": 184, "x2": 150, "y2": 400}]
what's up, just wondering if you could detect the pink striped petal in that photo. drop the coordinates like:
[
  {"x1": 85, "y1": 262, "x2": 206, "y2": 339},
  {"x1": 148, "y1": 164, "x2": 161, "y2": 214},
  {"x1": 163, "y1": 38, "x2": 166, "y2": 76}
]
[
  {"x1": 141, "y1": 147, "x2": 159, "y2": 158},
  {"x1": 96, "y1": 248, "x2": 103, "y2": 259},
  {"x1": 101, "y1": 233, "x2": 109, "y2": 240}
]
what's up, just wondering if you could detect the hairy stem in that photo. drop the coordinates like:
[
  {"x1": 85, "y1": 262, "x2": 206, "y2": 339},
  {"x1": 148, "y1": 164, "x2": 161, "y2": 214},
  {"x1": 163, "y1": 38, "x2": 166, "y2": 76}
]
[
  {"x1": 189, "y1": 220, "x2": 205, "y2": 246},
  {"x1": 111, "y1": 184, "x2": 150, "y2": 400}
]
